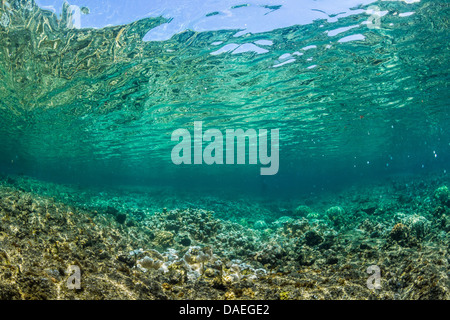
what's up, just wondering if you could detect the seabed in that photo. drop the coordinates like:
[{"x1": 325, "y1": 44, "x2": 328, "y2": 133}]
[{"x1": 0, "y1": 173, "x2": 448, "y2": 300}]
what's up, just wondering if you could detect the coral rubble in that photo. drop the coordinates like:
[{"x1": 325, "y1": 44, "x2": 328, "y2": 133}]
[{"x1": 0, "y1": 174, "x2": 448, "y2": 300}]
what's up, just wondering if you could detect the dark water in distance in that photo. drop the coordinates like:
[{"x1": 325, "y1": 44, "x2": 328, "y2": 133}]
[{"x1": 0, "y1": 0, "x2": 449, "y2": 198}]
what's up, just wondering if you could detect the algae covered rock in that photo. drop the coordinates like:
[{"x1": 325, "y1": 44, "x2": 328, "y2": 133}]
[
  {"x1": 294, "y1": 205, "x2": 312, "y2": 217},
  {"x1": 388, "y1": 223, "x2": 419, "y2": 247},
  {"x1": 116, "y1": 213, "x2": 127, "y2": 224},
  {"x1": 253, "y1": 220, "x2": 268, "y2": 230},
  {"x1": 283, "y1": 218, "x2": 309, "y2": 237},
  {"x1": 177, "y1": 233, "x2": 192, "y2": 246},
  {"x1": 434, "y1": 186, "x2": 450, "y2": 206},
  {"x1": 303, "y1": 230, "x2": 323, "y2": 247},
  {"x1": 153, "y1": 230, "x2": 175, "y2": 248},
  {"x1": 294, "y1": 205, "x2": 320, "y2": 219},
  {"x1": 360, "y1": 203, "x2": 378, "y2": 215},
  {"x1": 271, "y1": 216, "x2": 294, "y2": 229},
  {"x1": 389, "y1": 223, "x2": 409, "y2": 242},
  {"x1": 326, "y1": 206, "x2": 346, "y2": 228},
  {"x1": 401, "y1": 214, "x2": 430, "y2": 240}
]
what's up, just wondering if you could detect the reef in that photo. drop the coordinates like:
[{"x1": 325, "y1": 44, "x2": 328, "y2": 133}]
[{"x1": 0, "y1": 173, "x2": 449, "y2": 300}]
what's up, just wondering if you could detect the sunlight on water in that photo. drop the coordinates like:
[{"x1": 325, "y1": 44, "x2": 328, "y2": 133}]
[{"x1": 0, "y1": 0, "x2": 448, "y2": 190}]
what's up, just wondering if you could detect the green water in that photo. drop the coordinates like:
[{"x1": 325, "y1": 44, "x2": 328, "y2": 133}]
[{"x1": 0, "y1": 0, "x2": 449, "y2": 196}]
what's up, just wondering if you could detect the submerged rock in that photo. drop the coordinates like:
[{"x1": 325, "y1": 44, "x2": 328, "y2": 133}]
[
  {"x1": 177, "y1": 234, "x2": 192, "y2": 246},
  {"x1": 294, "y1": 205, "x2": 313, "y2": 217},
  {"x1": 387, "y1": 222, "x2": 420, "y2": 247},
  {"x1": 389, "y1": 223, "x2": 409, "y2": 242},
  {"x1": 253, "y1": 220, "x2": 268, "y2": 229},
  {"x1": 116, "y1": 213, "x2": 127, "y2": 224},
  {"x1": 304, "y1": 230, "x2": 323, "y2": 247},
  {"x1": 360, "y1": 204, "x2": 378, "y2": 215},
  {"x1": 106, "y1": 206, "x2": 119, "y2": 215},
  {"x1": 272, "y1": 216, "x2": 294, "y2": 228},
  {"x1": 283, "y1": 218, "x2": 309, "y2": 237},
  {"x1": 326, "y1": 206, "x2": 346, "y2": 228},
  {"x1": 401, "y1": 215, "x2": 430, "y2": 240},
  {"x1": 434, "y1": 186, "x2": 450, "y2": 206}
]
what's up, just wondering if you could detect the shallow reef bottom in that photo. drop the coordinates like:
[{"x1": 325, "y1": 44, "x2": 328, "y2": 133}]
[{"x1": 0, "y1": 173, "x2": 449, "y2": 300}]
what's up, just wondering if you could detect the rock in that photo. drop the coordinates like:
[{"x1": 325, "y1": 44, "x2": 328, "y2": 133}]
[
  {"x1": 115, "y1": 213, "x2": 127, "y2": 224},
  {"x1": 304, "y1": 230, "x2": 323, "y2": 246},
  {"x1": 389, "y1": 223, "x2": 409, "y2": 242},
  {"x1": 360, "y1": 204, "x2": 378, "y2": 215},
  {"x1": 253, "y1": 220, "x2": 268, "y2": 229},
  {"x1": 105, "y1": 206, "x2": 119, "y2": 215},
  {"x1": 178, "y1": 234, "x2": 192, "y2": 246},
  {"x1": 271, "y1": 216, "x2": 294, "y2": 229},
  {"x1": 294, "y1": 205, "x2": 312, "y2": 217},
  {"x1": 117, "y1": 254, "x2": 135, "y2": 267},
  {"x1": 388, "y1": 222, "x2": 419, "y2": 247},
  {"x1": 283, "y1": 218, "x2": 309, "y2": 237},
  {"x1": 326, "y1": 256, "x2": 339, "y2": 265},
  {"x1": 326, "y1": 206, "x2": 346, "y2": 228},
  {"x1": 153, "y1": 231, "x2": 175, "y2": 248},
  {"x1": 433, "y1": 205, "x2": 448, "y2": 217},
  {"x1": 434, "y1": 186, "x2": 450, "y2": 206},
  {"x1": 401, "y1": 215, "x2": 429, "y2": 240}
]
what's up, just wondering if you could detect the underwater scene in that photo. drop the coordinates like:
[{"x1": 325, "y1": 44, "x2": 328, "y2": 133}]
[{"x1": 0, "y1": 0, "x2": 449, "y2": 301}]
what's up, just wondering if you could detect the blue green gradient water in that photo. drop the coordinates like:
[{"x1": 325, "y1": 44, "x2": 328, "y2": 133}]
[{"x1": 0, "y1": 0, "x2": 449, "y2": 198}]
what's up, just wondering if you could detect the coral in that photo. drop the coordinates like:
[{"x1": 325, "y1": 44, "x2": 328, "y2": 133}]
[
  {"x1": 401, "y1": 215, "x2": 430, "y2": 240},
  {"x1": 271, "y1": 216, "x2": 294, "y2": 229},
  {"x1": 131, "y1": 245, "x2": 268, "y2": 286},
  {"x1": 253, "y1": 243, "x2": 286, "y2": 267},
  {"x1": 183, "y1": 246, "x2": 214, "y2": 280},
  {"x1": 283, "y1": 218, "x2": 309, "y2": 238},
  {"x1": 304, "y1": 230, "x2": 324, "y2": 247},
  {"x1": 279, "y1": 291, "x2": 290, "y2": 300},
  {"x1": 359, "y1": 219, "x2": 385, "y2": 238},
  {"x1": 138, "y1": 256, "x2": 164, "y2": 271},
  {"x1": 153, "y1": 231, "x2": 174, "y2": 248},
  {"x1": 326, "y1": 206, "x2": 346, "y2": 228},
  {"x1": 433, "y1": 205, "x2": 448, "y2": 218},
  {"x1": 0, "y1": 173, "x2": 449, "y2": 300},
  {"x1": 434, "y1": 186, "x2": 450, "y2": 206},
  {"x1": 253, "y1": 220, "x2": 268, "y2": 229},
  {"x1": 389, "y1": 223, "x2": 409, "y2": 241},
  {"x1": 387, "y1": 222, "x2": 420, "y2": 247},
  {"x1": 148, "y1": 208, "x2": 220, "y2": 243},
  {"x1": 294, "y1": 205, "x2": 313, "y2": 217},
  {"x1": 116, "y1": 213, "x2": 127, "y2": 225}
]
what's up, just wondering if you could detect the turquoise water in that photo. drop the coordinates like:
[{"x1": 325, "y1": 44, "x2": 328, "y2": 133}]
[{"x1": 0, "y1": 0, "x2": 449, "y2": 196}]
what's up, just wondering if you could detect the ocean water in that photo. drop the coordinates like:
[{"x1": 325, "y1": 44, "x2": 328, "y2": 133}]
[{"x1": 0, "y1": 0, "x2": 449, "y2": 300}]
